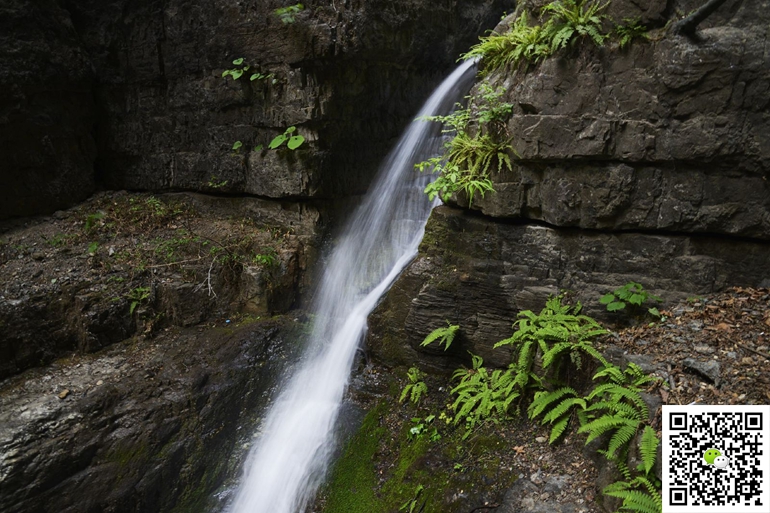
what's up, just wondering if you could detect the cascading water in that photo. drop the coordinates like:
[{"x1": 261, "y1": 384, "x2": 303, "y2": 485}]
[{"x1": 228, "y1": 59, "x2": 477, "y2": 513}]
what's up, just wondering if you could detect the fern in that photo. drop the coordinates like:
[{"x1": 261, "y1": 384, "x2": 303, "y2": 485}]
[
  {"x1": 639, "y1": 426, "x2": 660, "y2": 475},
  {"x1": 450, "y1": 354, "x2": 518, "y2": 431},
  {"x1": 420, "y1": 322, "x2": 460, "y2": 351},
  {"x1": 541, "y1": 0, "x2": 609, "y2": 51},
  {"x1": 495, "y1": 296, "x2": 608, "y2": 391},
  {"x1": 463, "y1": 11, "x2": 553, "y2": 72},
  {"x1": 528, "y1": 386, "x2": 586, "y2": 443},
  {"x1": 400, "y1": 367, "x2": 428, "y2": 405},
  {"x1": 604, "y1": 477, "x2": 662, "y2": 513},
  {"x1": 615, "y1": 18, "x2": 648, "y2": 49}
]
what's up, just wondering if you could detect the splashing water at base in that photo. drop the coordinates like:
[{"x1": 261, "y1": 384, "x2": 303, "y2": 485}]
[{"x1": 228, "y1": 60, "x2": 477, "y2": 513}]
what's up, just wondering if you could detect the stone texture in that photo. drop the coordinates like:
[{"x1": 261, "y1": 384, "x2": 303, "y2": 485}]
[
  {"x1": 367, "y1": 206, "x2": 770, "y2": 370},
  {"x1": 0, "y1": 318, "x2": 303, "y2": 513},
  {"x1": 0, "y1": 192, "x2": 321, "y2": 381},
  {"x1": 461, "y1": 2, "x2": 770, "y2": 240},
  {"x1": 0, "y1": 0, "x2": 510, "y2": 219},
  {"x1": 0, "y1": 0, "x2": 96, "y2": 219}
]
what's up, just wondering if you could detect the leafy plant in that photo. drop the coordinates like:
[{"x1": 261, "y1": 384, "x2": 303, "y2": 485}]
[
  {"x1": 463, "y1": 11, "x2": 553, "y2": 71},
  {"x1": 87, "y1": 242, "x2": 99, "y2": 255},
  {"x1": 615, "y1": 18, "x2": 648, "y2": 49},
  {"x1": 127, "y1": 286, "x2": 151, "y2": 315},
  {"x1": 268, "y1": 126, "x2": 305, "y2": 150},
  {"x1": 495, "y1": 296, "x2": 608, "y2": 391},
  {"x1": 407, "y1": 415, "x2": 441, "y2": 442},
  {"x1": 274, "y1": 3, "x2": 304, "y2": 24},
  {"x1": 578, "y1": 363, "x2": 652, "y2": 459},
  {"x1": 208, "y1": 176, "x2": 228, "y2": 189},
  {"x1": 420, "y1": 322, "x2": 459, "y2": 351},
  {"x1": 232, "y1": 141, "x2": 243, "y2": 153},
  {"x1": 400, "y1": 367, "x2": 428, "y2": 405},
  {"x1": 252, "y1": 249, "x2": 278, "y2": 267},
  {"x1": 541, "y1": 0, "x2": 608, "y2": 52},
  {"x1": 222, "y1": 57, "x2": 275, "y2": 82},
  {"x1": 528, "y1": 386, "x2": 586, "y2": 443},
  {"x1": 600, "y1": 282, "x2": 662, "y2": 316},
  {"x1": 415, "y1": 89, "x2": 514, "y2": 206},
  {"x1": 604, "y1": 474, "x2": 662, "y2": 513},
  {"x1": 450, "y1": 354, "x2": 518, "y2": 435}
]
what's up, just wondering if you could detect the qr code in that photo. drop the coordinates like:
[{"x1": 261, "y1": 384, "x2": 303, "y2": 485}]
[{"x1": 663, "y1": 405, "x2": 770, "y2": 512}]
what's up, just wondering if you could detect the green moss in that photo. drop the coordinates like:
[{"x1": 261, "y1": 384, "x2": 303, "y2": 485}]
[{"x1": 323, "y1": 402, "x2": 387, "y2": 512}]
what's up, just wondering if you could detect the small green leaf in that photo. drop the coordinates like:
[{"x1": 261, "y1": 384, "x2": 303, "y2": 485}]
[
  {"x1": 222, "y1": 70, "x2": 232, "y2": 78},
  {"x1": 232, "y1": 58, "x2": 244, "y2": 65},
  {"x1": 87, "y1": 242, "x2": 99, "y2": 255},
  {"x1": 254, "y1": 144, "x2": 263, "y2": 152},
  {"x1": 607, "y1": 302, "x2": 626, "y2": 312},
  {"x1": 648, "y1": 307, "x2": 661, "y2": 318},
  {"x1": 599, "y1": 293, "x2": 615, "y2": 305},
  {"x1": 250, "y1": 73, "x2": 260, "y2": 81},
  {"x1": 287, "y1": 134, "x2": 305, "y2": 150},
  {"x1": 269, "y1": 134, "x2": 287, "y2": 149},
  {"x1": 232, "y1": 140, "x2": 243, "y2": 151},
  {"x1": 232, "y1": 69, "x2": 243, "y2": 80},
  {"x1": 285, "y1": 126, "x2": 297, "y2": 134}
]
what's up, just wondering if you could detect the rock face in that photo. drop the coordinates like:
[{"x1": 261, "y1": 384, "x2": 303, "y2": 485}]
[
  {"x1": 0, "y1": 192, "x2": 321, "y2": 381},
  {"x1": 0, "y1": 0, "x2": 96, "y2": 219},
  {"x1": 368, "y1": 207, "x2": 770, "y2": 369},
  {"x1": 368, "y1": 1, "x2": 770, "y2": 370},
  {"x1": 0, "y1": 0, "x2": 511, "y2": 219},
  {"x1": 465, "y1": 0, "x2": 770, "y2": 239},
  {"x1": 0, "y1": 318, "x2": 302, "y2": 513}
]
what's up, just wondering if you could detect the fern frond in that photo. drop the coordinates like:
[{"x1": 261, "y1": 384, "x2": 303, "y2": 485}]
[
  {"x1": 607, "y1": 423, "x2": 639, "y2": 459},
  {"x1": 420, "y1": 322, "x2": 460, "y2": 350},
  {"x1": 528, "y1": 387, "x2": 576, "y2": 419},
  {"x1": 639, "y1": 426, "x2": 660, "y2": 475},
  {"x1": 549, "y1": 415, "x2": 570, "y2": 443},
  {"x1": 605, "y1": 488, "x2": 661, "y2": 513},
  {"x1": 543, "y1": 396, "x2": 586, "y2": 423}
]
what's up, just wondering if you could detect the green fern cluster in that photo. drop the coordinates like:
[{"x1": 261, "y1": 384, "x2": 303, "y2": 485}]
[
  {"x1": 400, "y1": 367, "x2": 428, "y2": 405},
  {"x1": 528, "y1": 386, "x2": 585, "y2": 443},
  {"x1": 605, "y1": 439, "x2": 662, "y2": 513},
  {"x1": 462, "y1": 11, "x2": 553, "y2": 71},
  {"x1": 542, "y1": 0, "x2": 608, "y2": 51},
  {"x1": 415, "y1": 83, "x2": 515, "y2": 207},
  {"x1": 495, "y1": 296, "x2": 608, "y2": 391},
  {"x1": 615, "y1": 18, "x2": 649, "y2": 49},
  {"x1": 450, "y1": 354, "x2": 518, "y2": 435},
  {"x1": 414, "y1": 80, "x2": 518, "y2": 208},
  {"x1": 463, "y1": 1, "x2": 609, "y2": 73}
]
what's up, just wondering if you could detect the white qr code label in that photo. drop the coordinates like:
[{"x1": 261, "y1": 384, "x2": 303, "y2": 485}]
[{"x1": 663, "y1": 405, "x2": 770, "y2": 512}]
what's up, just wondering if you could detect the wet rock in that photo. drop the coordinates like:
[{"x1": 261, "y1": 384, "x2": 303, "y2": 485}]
[
  {"x1": 463, "y1": 5, "x2": 770, "y2": 241},
  {"x1": 0, "y1": 0, "x2": 510, "y2": 219},
  {"x1": 0, "y1": 319, "x2": 301, "y2": 513}
]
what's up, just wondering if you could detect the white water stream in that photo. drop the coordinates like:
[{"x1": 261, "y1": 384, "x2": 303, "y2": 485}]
[{"x1": 228, "y1": 60, "x2": 477, "y2": 513}]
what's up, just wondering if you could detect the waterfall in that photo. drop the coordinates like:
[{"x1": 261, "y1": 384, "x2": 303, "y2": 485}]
[{"x1": 228, "y1": 59, "x2": 477, "y2": 513}]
